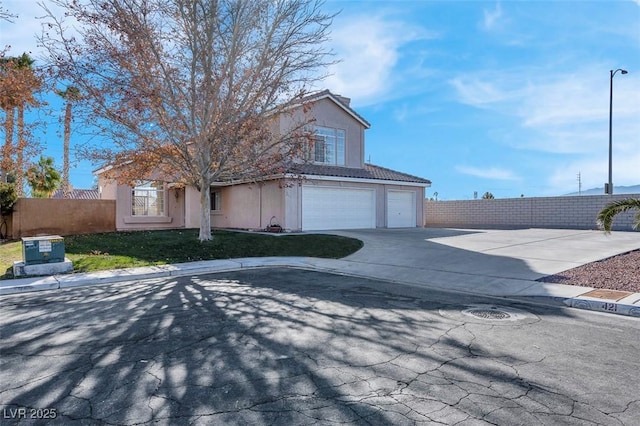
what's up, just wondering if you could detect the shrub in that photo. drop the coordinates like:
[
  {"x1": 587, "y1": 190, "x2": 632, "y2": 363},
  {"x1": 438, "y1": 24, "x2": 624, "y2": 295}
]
[{"x1": 0, "y1": 182, "x2": 17, "y2": 217}]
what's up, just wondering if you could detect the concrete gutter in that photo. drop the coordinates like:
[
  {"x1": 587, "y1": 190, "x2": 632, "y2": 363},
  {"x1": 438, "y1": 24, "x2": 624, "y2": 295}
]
[{"x1": 1, "y1": 256, "x2": 639, "y2": 318}]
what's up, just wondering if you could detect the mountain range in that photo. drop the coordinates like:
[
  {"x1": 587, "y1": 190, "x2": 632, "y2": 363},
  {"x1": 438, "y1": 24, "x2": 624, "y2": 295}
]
[{"x1": 565, "y1": 185, "x2": 640, "y2": 196}]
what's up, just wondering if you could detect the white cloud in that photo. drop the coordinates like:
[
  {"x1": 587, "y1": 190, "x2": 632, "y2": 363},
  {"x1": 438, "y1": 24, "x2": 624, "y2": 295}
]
[
  {"x1": 449, "y1": 76, "x2": 520, "y2": 106},
  {"x1": 482, "y1": 2, "x2": 503, "y2": 31},
  {"x1": 450, "y1": 66, "x2": 640, "y2": 194},
  {"x1": 392, "y1": 102, "x2": 439, "y2": 123},
  {"x1": 520, "y1": 73, "x2": 638, "y2": 127},
  {"x1": 518, "y1": 71, "x2": 639, "y2": 157},
  {"x1": 323, "y1": 13, "x2": 435, "y2": 106},
  {"x1": 455, "y1": 165, "x2": 519, "y2": 181},
  {"x1": 450, "y1": 67, "x2": 640, "y2": 152}
]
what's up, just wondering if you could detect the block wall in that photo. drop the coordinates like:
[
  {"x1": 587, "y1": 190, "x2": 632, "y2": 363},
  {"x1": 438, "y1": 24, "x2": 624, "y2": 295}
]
[
  {"x1": 424, "y1": 194, "x2": 639, "y2": 231},
  {"x1": 9, "y1": 198, "x2": 117, "y2": 238}
]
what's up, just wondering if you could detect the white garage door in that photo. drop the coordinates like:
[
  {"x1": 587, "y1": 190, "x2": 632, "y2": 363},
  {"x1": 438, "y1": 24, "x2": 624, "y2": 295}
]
[
  {"x1": 302, "y1": 186, "x2": 376, "y2": 231},
  {"x1": 387, "y1": 190, "x2": 416, "y2": 228}
]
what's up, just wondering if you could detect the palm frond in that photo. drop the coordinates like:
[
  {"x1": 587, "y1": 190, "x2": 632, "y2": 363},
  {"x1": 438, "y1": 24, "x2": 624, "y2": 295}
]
[{"x1": 596, "y1": 198, "x2": 640, "y2": 233}]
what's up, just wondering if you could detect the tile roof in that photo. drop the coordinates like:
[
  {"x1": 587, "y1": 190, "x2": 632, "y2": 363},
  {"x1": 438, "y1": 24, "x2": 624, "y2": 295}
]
[
  {"x1": 364, "y1": 163, "x2": 432, "y2": 184},
  {"x1": 51, "y1": 189, "x2": 101, "y2": 200},
  {"x1": 289, "y1": 163, "x2": 431, "y2": 185}
]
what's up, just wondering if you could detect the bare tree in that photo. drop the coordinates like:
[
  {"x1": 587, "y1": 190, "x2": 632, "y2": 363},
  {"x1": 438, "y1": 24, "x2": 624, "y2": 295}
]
[
  {"x1": 0, "y1": 1, "x2": 17, "y2": 23},
  {"x1": 39, "y1": 0, "x2": 335, "y2": 241}
]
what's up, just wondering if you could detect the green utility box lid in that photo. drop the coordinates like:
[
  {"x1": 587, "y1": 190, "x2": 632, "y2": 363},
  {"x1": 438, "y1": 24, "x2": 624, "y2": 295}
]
[{"x1": 21, "y1": 236, "x2": 66, "y2": 265}]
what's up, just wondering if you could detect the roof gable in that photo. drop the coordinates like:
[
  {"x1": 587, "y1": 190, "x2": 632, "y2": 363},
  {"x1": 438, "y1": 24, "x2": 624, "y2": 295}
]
[{"x1": 296, "y1": 90, "x2": 371, "y2": 129}]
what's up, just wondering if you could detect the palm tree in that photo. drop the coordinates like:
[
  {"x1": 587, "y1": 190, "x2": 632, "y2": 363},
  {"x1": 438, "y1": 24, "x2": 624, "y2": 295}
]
[
  {"x1": 0, "y1": 58, "x2": 17, "y2": 182},
  {"x1": 597, "y1": 198, "x2": 640, "y2": 233},
  {"x1": 25, "y1": 156, "x2": 61, "y2": 198},
  {"x1": 56, "y1": 86, "x2": 81, "y2": 198},
  {"x1": 13, "y1": 53, "x2": 39, "y2": 197},
  {"x1": 482, "y1": 192, "x2": 495, "y2": 199},
  {"x1": 0, "y1": 53, "x2": 41, "y2": 193}
]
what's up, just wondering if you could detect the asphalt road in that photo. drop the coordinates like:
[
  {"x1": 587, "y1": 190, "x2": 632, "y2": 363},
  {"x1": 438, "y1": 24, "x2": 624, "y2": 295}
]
[{"x1": 1, "y1": 268, "x2": 639, "y2": 425}]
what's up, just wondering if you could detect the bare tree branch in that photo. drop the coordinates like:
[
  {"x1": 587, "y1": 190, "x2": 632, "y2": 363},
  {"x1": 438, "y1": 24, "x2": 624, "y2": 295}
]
[
  {"x1": 38, "y1": 0, "x2": 335, "y2": 240},
  {"x1": 0, "y1": 1, "x2": 17, "y2": 23}
]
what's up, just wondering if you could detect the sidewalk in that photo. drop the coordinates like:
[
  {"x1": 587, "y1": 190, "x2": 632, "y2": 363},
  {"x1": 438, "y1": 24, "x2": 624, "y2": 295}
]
[{"x1": 1, "y1": 255, "x2": 639, "y2": 318}]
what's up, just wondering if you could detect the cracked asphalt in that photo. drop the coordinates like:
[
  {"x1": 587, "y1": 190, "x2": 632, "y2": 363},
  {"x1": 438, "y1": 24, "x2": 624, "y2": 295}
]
[{"x1": 1, "y1": 268, "x2": 639, "y2": 425}]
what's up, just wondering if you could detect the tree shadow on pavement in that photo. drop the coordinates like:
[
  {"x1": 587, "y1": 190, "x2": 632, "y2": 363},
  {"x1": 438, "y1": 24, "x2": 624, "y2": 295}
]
[{"x1": 0, "y1": 268, "x2": 637, "y2": 425}]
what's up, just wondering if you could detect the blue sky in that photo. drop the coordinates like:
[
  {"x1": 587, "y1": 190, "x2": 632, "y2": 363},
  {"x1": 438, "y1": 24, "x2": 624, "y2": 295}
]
[{"x1": 2, "y1": 0, "x2": 639, "y2": 199}]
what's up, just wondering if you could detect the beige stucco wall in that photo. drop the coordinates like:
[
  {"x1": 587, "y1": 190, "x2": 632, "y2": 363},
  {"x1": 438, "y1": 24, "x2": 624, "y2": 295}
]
[
  {"x1": 207, "y1": 181, "x2": 285, "y2": 230},
  {"x1": 284, "y1": 183, "x2": 302, "y2": 231},
  {"x1": 184, "y1": 186, "x2": 201, "y2": 228},
  {"x1": 278, "y1": 97, "x2": 366, "y2": 168},
  {"x1": 114, "y1": 184, "x2": 185, "y2": 231},
  {"x1": 259, "y1": 181, "x2": 286, "y2": 228},
  {"x1": 165, "y1": 179, "x2": 425, "y2": 232},
  {"x1": 98, "y1": 176, "x2": 118, "y2": 200}
]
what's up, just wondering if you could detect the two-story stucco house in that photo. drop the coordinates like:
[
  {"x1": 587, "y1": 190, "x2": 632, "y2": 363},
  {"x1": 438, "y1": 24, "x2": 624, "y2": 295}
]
[{"x1": 97, "y1": 90, "x2": 431, "y2": 232}]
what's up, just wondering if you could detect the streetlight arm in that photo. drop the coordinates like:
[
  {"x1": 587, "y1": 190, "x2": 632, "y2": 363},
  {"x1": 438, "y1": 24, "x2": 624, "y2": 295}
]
[{"x1": 611, "y1": 68, "x2": 628, "y2": 78}]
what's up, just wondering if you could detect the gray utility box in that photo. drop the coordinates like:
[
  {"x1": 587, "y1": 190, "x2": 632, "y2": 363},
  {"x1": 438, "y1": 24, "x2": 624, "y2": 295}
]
[{"x1": 22, "y1": 236, "x2": 66, "y2": 265}]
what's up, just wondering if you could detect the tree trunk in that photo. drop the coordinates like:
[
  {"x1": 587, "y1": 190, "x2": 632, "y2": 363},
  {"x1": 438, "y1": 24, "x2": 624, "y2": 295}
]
[
  {"x1": 62, "y1": 100, "x2": 72, "y2": 198},
  {"x1": 15, "y1": 104, "x2": 25, "y2": 196},
  {"x1": 1, "y1": 108, "x2": 15, "y2": 182},
  {"x1": 198, "y1": 177, "x2": 212, "y2": 241}
]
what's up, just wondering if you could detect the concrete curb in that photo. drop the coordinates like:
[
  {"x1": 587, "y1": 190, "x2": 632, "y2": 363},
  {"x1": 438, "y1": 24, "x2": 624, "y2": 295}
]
[
  {"x1": 563, "y1": 294, "x2": 640, "y2": 317},
  {"x1": 1, "y1": 257, "x2": 638, "y2": 318},
  {"x1": 0, "y1": 275, "x2": 60, "y2": 295}
]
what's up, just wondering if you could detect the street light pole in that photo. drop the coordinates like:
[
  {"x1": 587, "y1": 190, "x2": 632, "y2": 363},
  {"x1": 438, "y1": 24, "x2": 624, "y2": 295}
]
[{"x1": 607, "y1": 68, "x2": 628, "y2": 195}]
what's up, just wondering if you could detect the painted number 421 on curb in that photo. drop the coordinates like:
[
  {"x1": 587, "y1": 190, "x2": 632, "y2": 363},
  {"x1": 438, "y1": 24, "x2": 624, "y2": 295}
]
[{"x1": 601, "y1": 303, "x2": 618, "y2": 312}]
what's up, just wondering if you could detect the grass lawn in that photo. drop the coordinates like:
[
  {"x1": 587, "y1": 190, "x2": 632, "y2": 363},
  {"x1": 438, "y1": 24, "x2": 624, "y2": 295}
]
[{"x1": 0, "y1": 229, "x2": 363, "y2": 279}]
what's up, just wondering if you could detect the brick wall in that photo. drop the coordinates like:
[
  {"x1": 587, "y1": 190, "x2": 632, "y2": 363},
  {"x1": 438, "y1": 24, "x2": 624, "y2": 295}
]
[
  {"x1": 424, "y1": 194, "x2": 639, "y2": 231},
  {"x1": 9, "y1": 198, "x2": 116, "y2": 238}
]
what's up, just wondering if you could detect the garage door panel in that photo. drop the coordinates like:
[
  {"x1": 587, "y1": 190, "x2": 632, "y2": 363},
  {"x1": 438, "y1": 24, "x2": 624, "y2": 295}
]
[
  {"x1": 302, "y1": 186, "x2": 375, "y2": 230},
  {"x1": 387, "y1": 190, "x2": 416, "y2": 228}
]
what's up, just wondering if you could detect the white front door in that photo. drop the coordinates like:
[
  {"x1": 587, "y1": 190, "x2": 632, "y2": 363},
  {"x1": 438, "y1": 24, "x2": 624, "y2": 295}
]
[
  {"x1": 302, "y1": 186, "x2": 376, "y2": 231},
  {"x1": 387, "y1": 190, "x2": 416, "y2": 228}
]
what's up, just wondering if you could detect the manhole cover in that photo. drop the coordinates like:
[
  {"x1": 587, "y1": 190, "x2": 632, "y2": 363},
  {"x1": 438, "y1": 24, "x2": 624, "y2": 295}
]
[
  {"x1": 439, "y1": 304, "x2": 540, "y2": 325},
  {"x1": 465, "y1": 307, "x2": 511, "y2": 320}
]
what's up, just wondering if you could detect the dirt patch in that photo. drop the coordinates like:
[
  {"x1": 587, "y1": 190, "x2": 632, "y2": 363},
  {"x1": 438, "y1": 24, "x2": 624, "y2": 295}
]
[{"x1": 538, "y1": 250, "x2": 640, "y2": 293}]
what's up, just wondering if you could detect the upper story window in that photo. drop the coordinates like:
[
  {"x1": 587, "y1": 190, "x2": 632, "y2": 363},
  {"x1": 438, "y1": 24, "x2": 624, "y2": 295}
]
[
  {"x1": 132, "y1": 181, "x2": 165, "y2": 216},
  {"x1": 311, "y1": 126, "x2": 345, "y2": 166}
]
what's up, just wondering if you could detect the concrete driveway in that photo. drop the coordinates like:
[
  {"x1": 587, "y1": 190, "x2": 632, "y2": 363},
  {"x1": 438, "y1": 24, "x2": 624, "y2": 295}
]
[{"x1": 327, "y1": 228, "x2": 640, "y2": 298}]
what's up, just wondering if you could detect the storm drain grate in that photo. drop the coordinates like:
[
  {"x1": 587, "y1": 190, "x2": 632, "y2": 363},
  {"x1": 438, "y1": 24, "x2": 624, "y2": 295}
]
[
  {"x1": 441, "y1": 304, "x2": 539, "y2": 325},
  {"x1": 464, "y1": 307, "x2": 511, "y2": 320}
]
